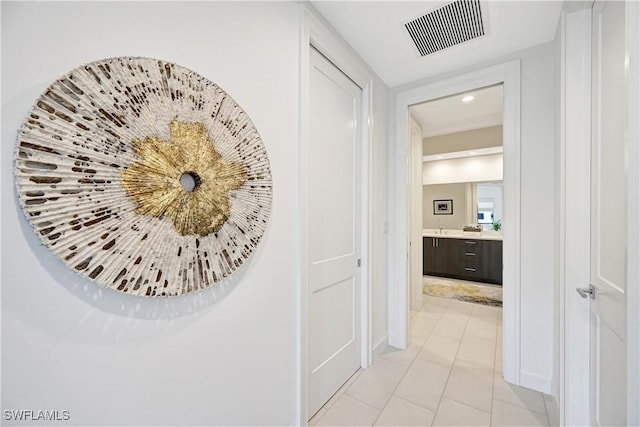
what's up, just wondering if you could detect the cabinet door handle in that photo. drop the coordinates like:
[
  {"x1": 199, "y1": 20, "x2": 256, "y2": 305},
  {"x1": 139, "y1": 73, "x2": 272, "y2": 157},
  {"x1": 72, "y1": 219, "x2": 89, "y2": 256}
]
[
  {"x1": 465, "y1": 252, "x2": 476, "y2": 256},
  {"x1": 465, "y1": 267, "x2": 477, "y2": 272},
  {"x1": 464, "y1": 241, "x2": 477, "y2": 245}
]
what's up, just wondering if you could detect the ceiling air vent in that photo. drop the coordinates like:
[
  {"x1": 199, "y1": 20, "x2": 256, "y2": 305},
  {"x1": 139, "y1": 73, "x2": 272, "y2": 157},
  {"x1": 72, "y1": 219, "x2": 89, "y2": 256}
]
[{"x1": 404, "y1": 0, "x2": 485, "y2": 57}]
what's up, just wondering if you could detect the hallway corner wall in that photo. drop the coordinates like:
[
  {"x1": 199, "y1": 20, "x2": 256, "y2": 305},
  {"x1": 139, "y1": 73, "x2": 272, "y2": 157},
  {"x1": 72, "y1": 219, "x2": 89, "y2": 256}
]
[
  {"x1": 516, "y1": 40, "x2": 556, "y2": 394},
  {"x1": 371, "y1": 80, "x2": 391, "y2": 353}
]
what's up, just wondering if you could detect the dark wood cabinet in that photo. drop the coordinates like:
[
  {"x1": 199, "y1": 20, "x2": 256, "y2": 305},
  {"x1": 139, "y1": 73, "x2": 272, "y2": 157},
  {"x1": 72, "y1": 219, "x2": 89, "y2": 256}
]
[
  {"x1": 423, "y1": 237, "x2": 458, "y2": 277},
  {"x1": 483, "y1": 240, "x2": 503, "y2": 284},
  {"x1": 423, "y1": 236, "x2": 502, "y2": 285},
  {"x1": 423, "y1": 237, "x2": 438, "y2": 275}
]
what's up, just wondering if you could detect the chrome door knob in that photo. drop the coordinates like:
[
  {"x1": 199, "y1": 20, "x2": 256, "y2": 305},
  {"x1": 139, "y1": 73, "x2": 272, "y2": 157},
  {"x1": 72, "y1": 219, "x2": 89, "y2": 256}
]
[{"x1": 576, "y1": 284, "x2": 595, "y2": 299}]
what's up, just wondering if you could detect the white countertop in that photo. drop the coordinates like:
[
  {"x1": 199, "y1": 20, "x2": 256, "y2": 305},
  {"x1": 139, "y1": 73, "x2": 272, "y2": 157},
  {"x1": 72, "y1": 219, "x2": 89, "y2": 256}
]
[{"x1": 422, "y1": 229, "x2": 503, "y2": 241}]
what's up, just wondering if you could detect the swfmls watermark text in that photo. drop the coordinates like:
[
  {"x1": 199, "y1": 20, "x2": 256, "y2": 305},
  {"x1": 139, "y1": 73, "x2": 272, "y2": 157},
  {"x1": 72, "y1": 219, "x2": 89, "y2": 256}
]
[{"x1": 4, "y1": 410, "x2": 70, "y2": 422}]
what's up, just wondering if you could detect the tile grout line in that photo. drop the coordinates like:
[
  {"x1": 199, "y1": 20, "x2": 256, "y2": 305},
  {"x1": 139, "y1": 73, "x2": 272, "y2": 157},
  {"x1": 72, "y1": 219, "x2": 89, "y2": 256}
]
[
  {"x1": 362, "y1": 311, "x2": 428, "y2": 425},
  {"x1": 365, "y1": 294, "x2": 501, "y2": 426},
  {"x1": 371, "y1": 296, "x2": 462, "y2": 426},
  {"x1": 491, "y1": 396, "x2": 550, "y2": 417},
  {"x1": 370, "y1": 304, "x2": 445, "y2": 426},
  {"x1": 315, "y1": 294, "x2": 502, "y2": 426},
  {"x1": 429, "y1": 305, "x2": 473, "y2": 426},
  {"x1": 426, "y1": 288, "x2": 502, "y2": 425},
  {"x1": 312, "y1": 368, "x2": 364, "y2": 424},
  {"x1": 339, "y1": 391, "x2": 383, "y2": 412},
  {"x1": 435, "y1": 304, "x2": 498, "y2": 424}
]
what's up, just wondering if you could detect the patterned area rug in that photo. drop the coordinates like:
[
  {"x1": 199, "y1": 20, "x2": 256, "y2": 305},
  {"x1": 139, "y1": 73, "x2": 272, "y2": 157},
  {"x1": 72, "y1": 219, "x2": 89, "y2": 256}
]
[{"x1": 423, "y1": 276, "x2": 502, "y2": 307}]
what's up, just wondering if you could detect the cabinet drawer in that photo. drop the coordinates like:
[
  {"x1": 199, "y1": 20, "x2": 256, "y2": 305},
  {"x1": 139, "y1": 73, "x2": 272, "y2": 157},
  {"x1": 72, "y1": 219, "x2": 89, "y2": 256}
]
[
  {"x1": 461, "y1": 239, "x2": 483, "y2": 248},
  {"x1": 459, "y1": 247, "x2": 480, "y2": 262},
  {"x1": 459, "y1": 262, "x2": 484, "y2": 279}
]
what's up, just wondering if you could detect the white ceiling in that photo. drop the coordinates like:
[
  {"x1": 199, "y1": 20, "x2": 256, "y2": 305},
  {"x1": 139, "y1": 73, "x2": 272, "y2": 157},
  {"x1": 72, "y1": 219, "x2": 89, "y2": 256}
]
[
  {"x1": 310, "y1": 1, "x2": 563, "y2": 87},
  {"x1": 410, "y1": 84, "x2": 503, "y2": 137}
]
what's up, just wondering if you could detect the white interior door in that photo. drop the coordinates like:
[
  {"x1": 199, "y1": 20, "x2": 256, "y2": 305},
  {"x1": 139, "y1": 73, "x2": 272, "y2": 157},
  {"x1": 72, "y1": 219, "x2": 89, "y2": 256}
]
[
  {"x1": 308, "y1": 47, "x2": 362, "y2": 417},
  {"x1": 589, "y1": 1, "x2": 628, "y2": 425}
]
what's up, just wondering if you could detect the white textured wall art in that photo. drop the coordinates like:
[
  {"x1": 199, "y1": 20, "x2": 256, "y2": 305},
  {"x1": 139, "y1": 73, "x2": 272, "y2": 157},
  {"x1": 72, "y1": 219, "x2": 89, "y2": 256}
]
[{"x1": 14, "y1": 57, "x2": 272, "y2": 297}]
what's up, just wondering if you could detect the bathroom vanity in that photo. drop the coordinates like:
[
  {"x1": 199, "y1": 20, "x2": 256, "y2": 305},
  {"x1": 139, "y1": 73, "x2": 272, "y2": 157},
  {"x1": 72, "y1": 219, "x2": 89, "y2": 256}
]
[{"x1": 423, "y1": 230, "x2": 503, "y2": 285}]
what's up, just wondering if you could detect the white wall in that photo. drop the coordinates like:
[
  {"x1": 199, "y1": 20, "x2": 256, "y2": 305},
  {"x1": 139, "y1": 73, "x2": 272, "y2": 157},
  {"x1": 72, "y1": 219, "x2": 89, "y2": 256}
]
[
  {"x1": 423, "y1": 154, "x2": 503, "y2": 185},
  {"x1": 393, "y1": 41, "x2": 556, "y2": 392},
  {"x1": 2, "y1": 4, "x2": 391, "y2": 425},
  {"x1": 2, "y1": 3, "x2": 294, "y2": 426},
  {"x1": 552, "y1": 5, "x2": 565, "y2": 423},
  {"x1": 370, "y1": 76, "x2": 390, "y2": 355},
  {"x1": 423, "y1": 183, "x2": 468, "y2": 229},
  {"x1": 516, "y1": 41, "x2": 556, "y2": 393}
]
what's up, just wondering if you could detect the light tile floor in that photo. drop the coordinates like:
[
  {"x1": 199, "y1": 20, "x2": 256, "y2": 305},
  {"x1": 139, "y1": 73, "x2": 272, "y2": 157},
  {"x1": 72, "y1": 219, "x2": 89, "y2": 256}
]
[{"x1": 310, "y1": 295, "x2": 555, "y2": 426}]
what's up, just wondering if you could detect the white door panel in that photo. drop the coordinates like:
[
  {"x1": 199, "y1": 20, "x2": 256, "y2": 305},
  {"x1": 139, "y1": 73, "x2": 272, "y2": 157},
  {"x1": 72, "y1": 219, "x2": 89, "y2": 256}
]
[
  {"x1": 309, "y1": 65, "x2": 356, "y2": 262},
  {"x1": 590, "y1": 1, "x2": 627, "y2": 425},
  {"x1": 310, "y1": 277, "x2": 356, "y2": 372},
  {"x1": 308, "y1": 47, "x2": 362, "y2": 417}
]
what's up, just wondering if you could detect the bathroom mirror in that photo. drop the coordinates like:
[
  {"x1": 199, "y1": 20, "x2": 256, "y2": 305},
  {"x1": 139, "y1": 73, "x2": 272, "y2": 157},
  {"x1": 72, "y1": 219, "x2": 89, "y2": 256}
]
[{"x1": 423, "y1": 181, "x2": 503, "y2": 230}]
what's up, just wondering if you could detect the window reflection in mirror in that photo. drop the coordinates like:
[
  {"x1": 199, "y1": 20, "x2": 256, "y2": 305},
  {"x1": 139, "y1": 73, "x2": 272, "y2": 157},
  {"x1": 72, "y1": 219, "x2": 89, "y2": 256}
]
[{"x1": 474, "y1": 182, "x2": 503, "y2": 231}]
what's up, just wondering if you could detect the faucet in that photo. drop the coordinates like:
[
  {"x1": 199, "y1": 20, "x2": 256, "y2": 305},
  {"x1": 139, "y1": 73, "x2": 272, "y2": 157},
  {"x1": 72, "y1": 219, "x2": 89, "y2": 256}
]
[{"x1": 439, "y1": 225, "x2": 444, "y2": 234}]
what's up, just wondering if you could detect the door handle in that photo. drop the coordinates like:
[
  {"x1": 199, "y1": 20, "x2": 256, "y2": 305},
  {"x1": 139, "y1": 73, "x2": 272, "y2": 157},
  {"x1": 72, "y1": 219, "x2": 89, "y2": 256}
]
[{"x1": 576, "y1": 284, "x2": 595, "y2": 300}]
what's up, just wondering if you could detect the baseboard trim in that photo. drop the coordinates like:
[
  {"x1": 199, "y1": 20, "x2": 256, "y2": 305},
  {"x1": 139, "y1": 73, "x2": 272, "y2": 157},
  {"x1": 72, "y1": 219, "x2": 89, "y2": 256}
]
[
  {"x1": 520, "y1": 370, "x2": 552, "y2": 394},
  {"x1": 371, "y1": 334, "x2": 388, "y2": 360}
]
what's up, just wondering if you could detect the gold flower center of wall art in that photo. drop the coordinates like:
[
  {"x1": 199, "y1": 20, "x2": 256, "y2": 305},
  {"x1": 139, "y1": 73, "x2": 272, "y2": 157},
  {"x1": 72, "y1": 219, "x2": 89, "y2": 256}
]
[{"x1": 121, "y1": 120, "x2": 247, "y2": 237}]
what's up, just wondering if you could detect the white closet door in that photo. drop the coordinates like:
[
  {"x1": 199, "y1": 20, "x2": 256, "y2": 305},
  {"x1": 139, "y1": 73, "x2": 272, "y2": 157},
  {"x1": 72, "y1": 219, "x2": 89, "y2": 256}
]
[{"x1": 307, "y1": 47, "x2": 362, "y2": 417}]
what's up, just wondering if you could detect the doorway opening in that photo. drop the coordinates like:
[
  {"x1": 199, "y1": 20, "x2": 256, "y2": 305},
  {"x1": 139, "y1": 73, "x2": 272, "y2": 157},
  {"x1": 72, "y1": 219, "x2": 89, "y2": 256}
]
[
  {"x1": 409, "y1": 84, "x2": 504, "y2": 312},
  {"x1": 391, "y1": 60, "x2": 522, "y2": 386}
]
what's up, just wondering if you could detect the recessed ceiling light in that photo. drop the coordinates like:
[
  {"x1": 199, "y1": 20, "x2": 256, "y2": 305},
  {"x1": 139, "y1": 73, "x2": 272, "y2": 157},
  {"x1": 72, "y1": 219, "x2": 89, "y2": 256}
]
[{"x1": 462, "y1": 95, "x2": 474, "y2": 103}]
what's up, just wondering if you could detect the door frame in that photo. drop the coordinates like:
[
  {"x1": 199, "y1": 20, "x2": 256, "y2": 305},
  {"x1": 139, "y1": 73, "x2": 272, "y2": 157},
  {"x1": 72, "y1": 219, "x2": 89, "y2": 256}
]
[
  {"x1": 627, "y1": 3, "x2": 640, "y2": 424},
  {"x1": 409, "y1": 116, "x2": 423, "y2": 312},
  {"x1": 299, "y1": 5, "x2": 375, "y2": 424},
  {"x1": 390, "y1": 61, "x2": 522, "y2": 386},
  {"x1": 557, "y1": 6, "x2": 591, "y2": 426},
  {"x1": 559, "y1": 2, "x2": 640, "y2": 425}
]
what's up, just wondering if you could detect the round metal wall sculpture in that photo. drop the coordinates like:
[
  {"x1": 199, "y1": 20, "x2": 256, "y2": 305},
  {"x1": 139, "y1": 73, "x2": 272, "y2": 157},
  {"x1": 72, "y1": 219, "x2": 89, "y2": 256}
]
[{"x1": 14, "y1": 57, "x2": 272, "y2": 297}]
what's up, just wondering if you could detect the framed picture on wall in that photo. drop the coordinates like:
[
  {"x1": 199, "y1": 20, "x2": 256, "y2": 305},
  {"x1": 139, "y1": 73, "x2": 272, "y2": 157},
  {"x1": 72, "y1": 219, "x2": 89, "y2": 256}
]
[{"x1": 433, "y1": 199, "x2": 453, "y2": 215}]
